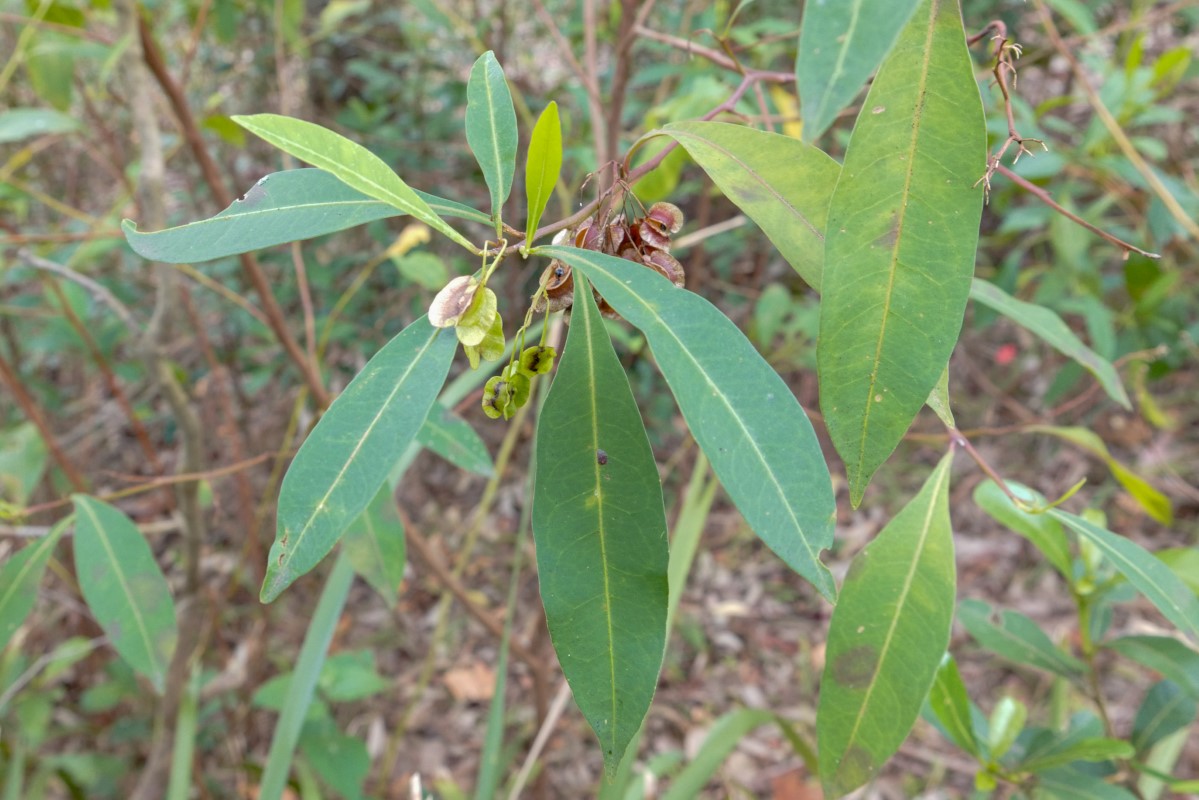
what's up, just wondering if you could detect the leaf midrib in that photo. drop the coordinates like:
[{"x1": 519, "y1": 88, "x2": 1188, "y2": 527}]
[
  {"x1": 853, "y1": 1, "x2": 939, "y2": 493},
  {"x1": 837, "y1": 461, "x2": 949, "y2": 767},
  {"x1": 275, "y1": 328, "x2": 442, "y2": 582},
  {"x1": 550, "y1": 247, "x2": 831, "y2": 595},
  {"x1": 78, "y1": 501, "x2": 162, "y2": 684}
]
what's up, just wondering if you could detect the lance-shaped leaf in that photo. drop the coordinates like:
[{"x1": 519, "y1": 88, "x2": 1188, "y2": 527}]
[
  {"x1": 533, "y1": 274, "x2": 669, "y2": 773},
  {"x1": 970, "y1": 279, "x2": 1130, "y2": 410},
  {"x1": 122, "y1": 169, "x2": 483, "y2": 263},
  {"x1": 418, "y1": 403, "x2": 494, "y2": 477},
  {"x1": 1105, "y1": 636, "x2": 1199, "y2": 700},
  {"x1": 539, "y1": 245, "x2": 836, "y2": 599},
  {"x1": 926, "y1": 654, "x2": 980, "y2": 756},
  {"x1": 0, "y1": 518, "x2": 68, "y2": 650},
  {"x1": 466, "y1": 51, "x2": 518, "y2": 235},
  {"x1": 524, "y1": 101, "x2": 562, "y2": 245},
  {"x1": 973, "y1": 479, "x2": 1073, "y2": 580},
  {"x1": 818, "y1": 0, "x2": 986, "y2": 506},
  {"x1": 72, "y1": 495, "x2": 178, "y2": 693},
  {"x1": 796, "y1": 0, "x2": 922, "y2": 143},
  {"x1": 660, "y1": 122, "x2": 841, "y2": 289},
  {"x1": 958, "y1": 598, "x2": 1087, "y2": 679},
  {"x1": 1048, "y1": 509, "x2": 1199, "y2": 642},
  {"x1": 264, "y1": 318, "x2": 455, "y2": 602},
  {"x1": 232, "y1": 114, "x2": 474, "y2": 250},
  {"x1": 817, "y1": 451, "x2": 956, "y2": 798},
  {"x1": 1028, "y1": 425, "x2": 1171, "y2": 524}
]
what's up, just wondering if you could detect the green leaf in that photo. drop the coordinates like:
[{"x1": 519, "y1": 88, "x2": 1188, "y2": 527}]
[
  {"x1": 988, "y1": 696, "x2": 1028, "y2": 759},
  {"x1": 540, "y1": 245, "x2": 836, "y2": 599},
  {"x1": 342, "y1": 485, "x2": 406, "y2": 607},
  {"x1": 660, "y1": 122, "x2": 841, "y2": 289},
  {"x1": 1132, "y1": 681, "x2": 1195, "y2": 753},
  {"x1": 969, "y1": 280, "x2": 1131, "y2": 410},
  {"x1": 1156, "y1": 548, "x2": 1199, "y2": 596},
  {"x1": 958, "y1": 598, "x2": 1087, "y2": 679},
  {"x1": 465, "y1": 51, "x2": 518, "y2": 234},
  {"x1": 263, "y1": 318, "x2": 455, "y2": 602},
  {"x1": 1105, "y1": 636, "x2": 1199, "y2": 700},
  {"x1": 1028, "y1": 426, "x2": 1171, "y2": 524},
  {"x1": 817, "y1": 0, "x2": 986, "y2": 506},
  {"x1": 660, "y1": 709, "x2": 776, "y2": 800},
  {"x1": 123, "y1": 169, "x2": 487, "y2": 264},
  {"x1": 258, "y1": 551, "x2": 355, "y2": 800},
  {"x1": 0, "y1": 107, "x2": 79, "y2": 143},
  {"x1": 817, "y1": 451, "x2": 956, "y2": 797},
  {"x1": 299, "y1": 719, "x2": 370, "y2": 799},
  {"x1": 71, "y1": 496, "x2": 178, "y2": 693},
  {"x1": 232, "y1": 114, "x2": 474, "y2": 250},
  {"x1": 1048, "y1": 510, "x2": 1199, "y2": 642},
  {"x1": 532, "y1": 274, "x2": 669, "y2": 773},
  {"x1": 973, "y1": 480, "x2": 1073, "y2": 581},
  {"x1": 926, "y1": 367, "x2": 955, "y2": 428},
  {"x1": 418, "y1": 403, "x2": 494, "y2": 477},
  {"x1": 524, "y1": 101, "x2": 562, "y2": 245},
  {"x1": 0, "y1": 519, "x2": 68, "y2": 650},
  {"x1": 796, "y1": 0, "x2": 922, "y2": 143},
  {"x1": 926, "y1": 653, "x2": 980, "y2": 756},
  {"x1": 0, "y1": 422, "x2": 49, "y2": 506},
  {"x1": 1020, "y1": 736, "x2": 1135, "y2": 773},
  {"x1": 1034, "y1": 767, "x2": 1139, "y2": 800}
]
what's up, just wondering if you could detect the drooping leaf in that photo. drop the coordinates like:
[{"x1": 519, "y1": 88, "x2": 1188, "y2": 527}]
[
  {"x1": 532, "y1": 274, "x2": 669, "y2": 773},
  {"x1": 123, "y1": 168, "x2": 486, "y2": 263},
  {"x1": 1105, "y1": 636, "x2": 1199, "y2": 700},
  {"x1": 0, "y1": 107, "x2": 79, "y2": 143},
  {"x1": 1131, "y1": 681, "x2": 1196, "y2": 753},
  {"x1": 465, "y1": 51, "x2": 518, "y2": 235},
  {"x1": 263, "y1": 318, "x2": 455, "y2": 602},
  {"x1": 973, "y1": 480, "x2": 1073, "y2": 581},
  {"x1": 817, "y1": 451, "x2": 956, "y2": 797},
  {"x1": 258, "y1": 551, "x2": 355, "y2": 800},
  {"x1": 342, "y1": 485, "x2": 406, "y2": 607},
  {"x1": 958, "y1": 598, "x2": 1087, "y2": 679},
  {"x1": 926, "y1": 653, "x2": 980, "y2": 756},
  {"x1": 418, "y1": 403, "x2": 494, "y2": 477},
  {"x1": 1029, "y1": 425, "x2": 1171, "y2": 524},
  {"x1": 660, "y1": 122, "x2": 841, "y2": 289},
  {"x1": 796, "y1": 0, "x2": 922, "y2": 143},
  {"x1": 232, "y1": 114, "x2": 474, "y2": 249},
  {"x1": 524, "y1": 101, "x2": 562, "y2": 245},
  {"x1": 1020, "y1": 737, "x2": 1135, "y2": 774},
  {"x1": 72, "y1": 495, "x2": 177, "y2": 693},
  {"x1": 969, "y1": 279, "x2": 1130, "y2": 410},
  {"x1": 0, "y1": 518, "x2": 68, "y2": 650},
  {"x1": 539, "y1": 245, "x2": 836, "y2": 599},
  {"x1": 1048, "y1": 510, "x2": 1199, "y2": 642},
  {"x1": 818, "y1": 0, "x2": 986, "y2": 506}
]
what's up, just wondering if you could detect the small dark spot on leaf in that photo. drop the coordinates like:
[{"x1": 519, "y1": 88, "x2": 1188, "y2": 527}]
[
  {"x1": 833, "y1": 644, "x2": 878, "y2": 689},
  {"x1": 596, "y1": 449, "x2": 608, "y2": 466}
]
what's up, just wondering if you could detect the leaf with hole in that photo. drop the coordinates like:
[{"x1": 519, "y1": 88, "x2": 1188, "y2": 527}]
[
  {"x1": 532, "y1": 274, "x2": 669, "y2": 774},
  {"x1": 232, "y1": 114, "x2": 473, "y2": 249}
]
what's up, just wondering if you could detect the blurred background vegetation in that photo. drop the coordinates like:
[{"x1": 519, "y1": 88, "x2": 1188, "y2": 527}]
[{"x1": 1, "y1": 0, "x2": 1197, "y2": 797}]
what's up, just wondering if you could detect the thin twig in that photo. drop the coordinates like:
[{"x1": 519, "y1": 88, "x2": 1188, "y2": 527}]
[
  {"x1": 995, "y1": 165, "x2": 1160, "y2": 258},
  {"x1": 1033, "y1": 0, "x2": 1199, "y2": 241},
  {"x1": 0, "y1": 350, "x2": 89, "y2": 492},
  {"x1": 15, "y1": 248, "x2": 141, "y2": 334}
]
